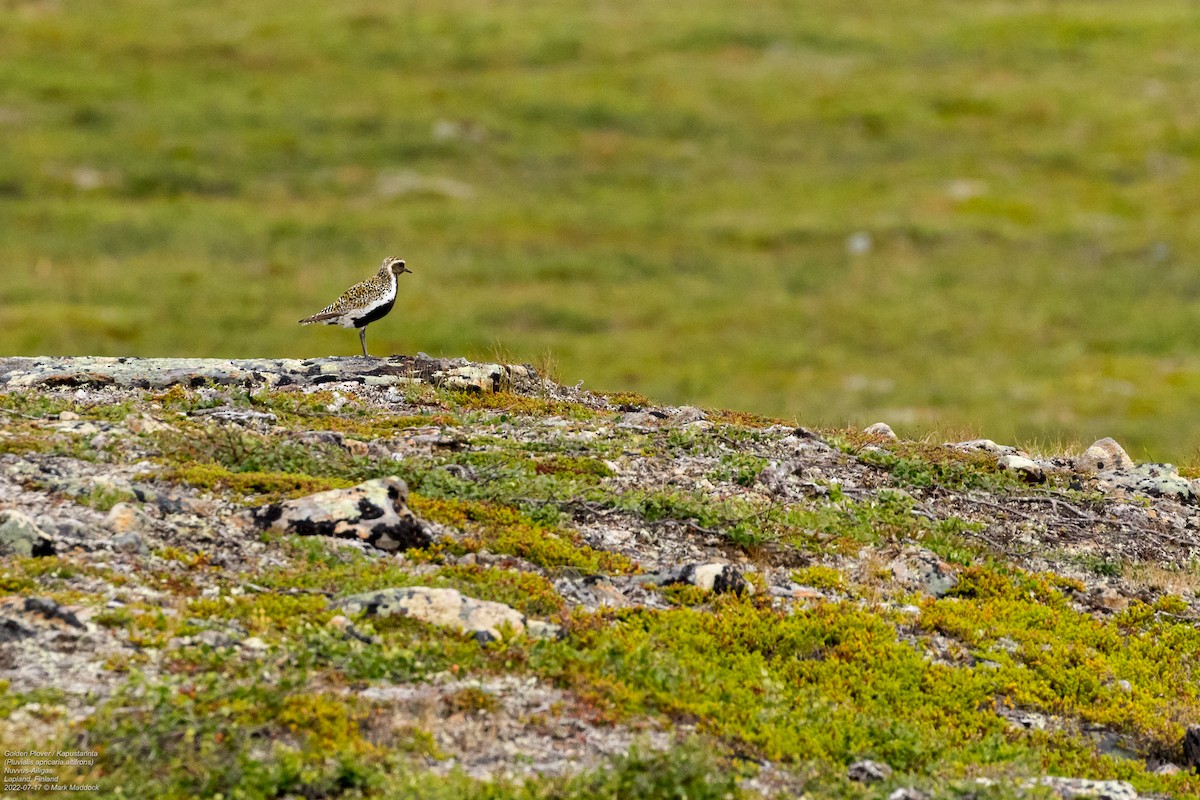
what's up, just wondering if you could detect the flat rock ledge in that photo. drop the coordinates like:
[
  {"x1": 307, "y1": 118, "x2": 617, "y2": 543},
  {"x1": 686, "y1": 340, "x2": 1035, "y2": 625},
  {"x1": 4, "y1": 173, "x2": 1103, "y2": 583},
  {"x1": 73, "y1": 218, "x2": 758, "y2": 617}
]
[{"x1": 0, "y1": 355, "x2": 539, "y2": 394}]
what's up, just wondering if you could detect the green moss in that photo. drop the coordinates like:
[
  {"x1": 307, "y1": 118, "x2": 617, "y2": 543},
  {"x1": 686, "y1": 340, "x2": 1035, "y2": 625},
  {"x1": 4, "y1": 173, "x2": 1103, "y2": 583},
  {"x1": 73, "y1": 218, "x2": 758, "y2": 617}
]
[
  {"x1": 411, "y1": 495, "x2": 636, "y2": 574},
  {"x1": 11, "y1": 558, "x2": 124, "y2": 594},
  {"x1": 154, "y1": 423, "x2": 390, "y2": 482},
  {"x1": 93, "y1": 606, "x2": 136, "y2": 629},
  {"x1": 0, "y1": 392, "x2": 134, "y2": 422},
  {"x1": 0, "y1": 569, "x2": 36, "y2": 593},
  {"x1": 792, "y1": 565, "x2": 846, "y2": 593},
  {"x1": 830, "y1": 433, "x2": 1026, "y2": 493},
  {"x1": 436, "y1": 564, "x2": 565, "y2": 619},
  {"x1": 319, "y1": 413, "x2": 458, "y2": 438},
  {"x1": 707, "y1": 452, "x2": 768, "y2": 487},
  {"x1": 0, "y1": 393, "x2": 77, "y2": 419},
  {"x1": 0, "y1": 431, "x2": 51, "y2": 456},
  {"x1": 74, "y1": 483, "x2": 136, "y2": 511},
  {"x1": 857, "y1": 445, "x2": 1021, "y2": 493},
  {"x1": 600, "y1": 391, "x2": 655, "y2": 409},
  {"x1": 0, "y1": 682, "x2": 66, "y2": 718},
  {"x1": 530, "y1": 595, "x2": 1200, "y2": 795},
  {"x1": 608, "y1": 484, "x2": 973, "y2": 556},
  {"x1": 920, "y1": 565, "x2": 1200, "y2": 764},
  {"x1": 658, "y1": 584, "x2": 716, "y2": 607},
  {"x1": 444, "y1": 390, "x2": 599, "y2": 421},
  {"x1": 189, "y1": 593, "x2": 333, "y2": 636},
  {"x1": 705, "y1": 408, "x2": 791, "y2": 428},
  {"x1": 158, "y1": 463, "x2": 352, "y2": 501},
  {"x1": 85, "y1": 671, "x2": 386, "y2": 799},
  {"x1": 442, "y1": 685, "x2": 501, "y2": 716},
  {"x1": 533, "y1": 454, "x2": 614, "y2": 479}
]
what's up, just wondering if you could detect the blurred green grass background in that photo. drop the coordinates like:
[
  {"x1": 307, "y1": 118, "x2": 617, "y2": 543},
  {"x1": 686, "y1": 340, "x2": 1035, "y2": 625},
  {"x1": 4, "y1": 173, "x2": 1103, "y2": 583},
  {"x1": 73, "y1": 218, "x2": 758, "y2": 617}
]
[{"x1": 2, "y1": 0, "x2": 1199, "y2": 461}]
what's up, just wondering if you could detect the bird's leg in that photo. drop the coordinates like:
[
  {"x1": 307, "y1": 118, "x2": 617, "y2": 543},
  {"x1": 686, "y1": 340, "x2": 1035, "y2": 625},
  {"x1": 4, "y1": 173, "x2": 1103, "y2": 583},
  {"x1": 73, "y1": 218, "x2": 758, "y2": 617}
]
[{"x1": 359, "y1": 327, "x2": 369, "y2": 358}]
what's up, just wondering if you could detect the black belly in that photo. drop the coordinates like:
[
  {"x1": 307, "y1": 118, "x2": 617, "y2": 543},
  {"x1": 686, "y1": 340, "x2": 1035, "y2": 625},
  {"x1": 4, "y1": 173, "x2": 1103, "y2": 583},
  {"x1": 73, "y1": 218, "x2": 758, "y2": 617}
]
[{"x1": 352, "y1": 299, "x2": 394, "y2": 328}]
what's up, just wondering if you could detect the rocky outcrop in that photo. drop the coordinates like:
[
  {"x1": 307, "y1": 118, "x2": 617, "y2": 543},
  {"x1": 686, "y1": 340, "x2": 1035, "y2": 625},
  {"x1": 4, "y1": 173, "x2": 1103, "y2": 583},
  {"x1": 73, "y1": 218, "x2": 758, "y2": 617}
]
[{"x1": 0, "y1": 355, "x2": 538, "y2": 394}]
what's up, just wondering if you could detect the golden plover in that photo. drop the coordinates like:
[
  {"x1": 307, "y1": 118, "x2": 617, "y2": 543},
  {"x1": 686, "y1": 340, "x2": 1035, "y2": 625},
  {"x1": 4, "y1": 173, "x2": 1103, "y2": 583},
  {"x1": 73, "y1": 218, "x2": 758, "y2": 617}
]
[{"x1": 299, "y1": 256, "x2": 412, "y2": 357}]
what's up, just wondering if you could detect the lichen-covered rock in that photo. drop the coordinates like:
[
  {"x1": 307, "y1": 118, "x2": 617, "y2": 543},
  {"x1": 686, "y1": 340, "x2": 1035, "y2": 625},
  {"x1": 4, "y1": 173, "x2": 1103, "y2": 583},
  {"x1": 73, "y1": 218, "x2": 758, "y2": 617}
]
[
  {"x1": 0, "y1": 510, "x2": 52, "y2": 557},
  {"x1": 1095, "y1": 463, "x2": 1197, "y2": 505},
  {"x1": 648, "y1": 563, "x2": 753, "y2": 596},
  {"x1": 251, "y1": 476, "x2": 432, "y2": 551},
  {"x1": 334, "y1": 586, "x2": 561, "y2": 644},
  {"x1": 1080, "y1": 437, "x2": 1134, "y2": 472}
]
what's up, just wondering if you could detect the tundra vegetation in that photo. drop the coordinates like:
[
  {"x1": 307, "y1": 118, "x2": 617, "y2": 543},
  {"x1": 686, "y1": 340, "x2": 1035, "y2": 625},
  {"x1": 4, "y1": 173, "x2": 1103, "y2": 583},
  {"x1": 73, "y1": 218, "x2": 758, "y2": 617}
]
[{"x1": 1, "y1": 372, "x2": 1199, "y2": 798}]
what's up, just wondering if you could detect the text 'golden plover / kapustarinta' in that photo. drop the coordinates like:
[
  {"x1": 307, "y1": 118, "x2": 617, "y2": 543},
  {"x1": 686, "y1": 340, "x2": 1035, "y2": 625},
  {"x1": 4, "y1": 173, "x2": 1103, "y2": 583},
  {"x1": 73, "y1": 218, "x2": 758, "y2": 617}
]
[{"x1": 299, "y1": 256, "x2": 411, "y2": 357}]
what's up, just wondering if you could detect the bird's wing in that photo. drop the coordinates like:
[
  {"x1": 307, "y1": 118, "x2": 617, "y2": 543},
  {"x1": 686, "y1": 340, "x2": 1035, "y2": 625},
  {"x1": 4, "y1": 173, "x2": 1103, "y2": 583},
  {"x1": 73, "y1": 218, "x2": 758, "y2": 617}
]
[{"x1": 298, "y1": 275, "x2": 376, "y2": 324}]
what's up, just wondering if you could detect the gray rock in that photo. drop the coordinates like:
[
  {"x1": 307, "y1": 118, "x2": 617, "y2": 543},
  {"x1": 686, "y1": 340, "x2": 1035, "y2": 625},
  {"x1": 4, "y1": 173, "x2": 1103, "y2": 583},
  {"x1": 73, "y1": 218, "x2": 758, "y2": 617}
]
[
  {"x1": 847, "y1": 759, "x2": 892, "y2": 783},
  {"x1": 111, "y1": 532, "x2": 147, "y2": 554},
  {"x1": 863, "y1": 422, "x2": 897, "y2": 439},
  {"x1": 998, "y1": 454, "x2": 1046, "y2": 484},
  {"x1": 890, "y1": 550, "x2": 957, "y2": 598},
  {"x1": 0, "y1": 510, "x2": 51, "y2": 557},
  {"x1": 251, "y1": 476, "x2": 432, "y2": 552},
  {"x1": 334, "y1": 587, "x2": 561, "y2": 644},
  {"x1": 1080, "y1": 438, "x2": 1133, "y2": 472}
]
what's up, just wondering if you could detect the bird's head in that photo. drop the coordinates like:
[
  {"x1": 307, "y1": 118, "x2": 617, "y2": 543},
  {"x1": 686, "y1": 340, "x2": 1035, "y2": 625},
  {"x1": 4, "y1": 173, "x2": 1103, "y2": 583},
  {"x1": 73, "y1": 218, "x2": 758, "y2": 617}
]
[{"x1": 383, "y1": 257, "x2": 411, "y2": 277}]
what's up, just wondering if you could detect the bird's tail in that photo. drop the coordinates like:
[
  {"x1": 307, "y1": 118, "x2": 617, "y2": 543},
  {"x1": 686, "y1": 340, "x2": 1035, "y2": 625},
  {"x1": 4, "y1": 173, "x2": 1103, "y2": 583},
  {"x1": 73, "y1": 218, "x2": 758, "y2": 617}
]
[{"x1": 298, "y1": 312, "x2": 339, "y2": 325}]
